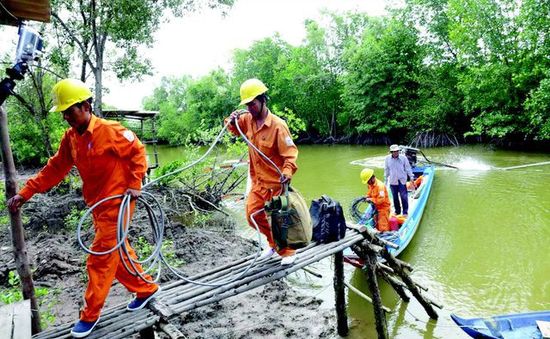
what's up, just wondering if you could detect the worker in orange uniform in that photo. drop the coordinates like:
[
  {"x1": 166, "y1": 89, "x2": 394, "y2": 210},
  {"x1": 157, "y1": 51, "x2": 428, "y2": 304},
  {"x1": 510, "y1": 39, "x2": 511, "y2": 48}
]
[
  {"x1": 360, "y1": 168, "x2": 391, "y2": 232},
  {"x1": 226, "y1": 79, "x2": 299, "y2": 266},
  {"x1": 7, "y1": 79, "x2": 159, "y2": 338}
]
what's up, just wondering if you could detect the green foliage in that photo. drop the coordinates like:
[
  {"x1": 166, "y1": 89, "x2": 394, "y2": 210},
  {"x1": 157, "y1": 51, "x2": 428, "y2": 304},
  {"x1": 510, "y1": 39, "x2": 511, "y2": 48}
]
[
  {"x1": 414, "y1": 63, "x2": 466, "y2": 135},
  {"x1": 0, "y1": 271, "x2": 57, "y2": 328},
  {"x1": 64, "y1": 206, "x2": 86, "y2": 232},
  {"x1": 52, "y1": 174, "x2": 82, "y2": 196},
  {"x1": 153, "y1": 146, "x2": 204, "y2": 186},
  {"x1": 135, "y1": 237, "x2": 183, "y2": 267},
  {"x1": 143, "y1": 70, "x2": 235, "y2": 145},
  {"x1": 50, "y1": 0, "x2": 234, "y2": 113},
  {"x1": 6, "y1": 71, "x2": 66, "y2": 165},
  {"x1": 403, "y1": 0, "x2": 550, "y2": 141},
  {"x1": 524, "y1": 75, "x2": 550, "y2": 140},
  {"x1": 7, "y1": 2, "x2": 550, "y2": 163},
  {"x1": 139, "y1": 7, "x2": 550, "y2": 144},
  {"x1": 340, "y1": 18, "x2": 423, "y2": 135},
  {"x1": 272, "y1": 107, "x2": 306, "y2": 139},
  {"x1": 232, "y1": 35, "x2": 292, "y2": 91},
  {"x1": 0, "y1": 271, "x2": 50, "y2": 304},
  {"x1": 0, "y1": 183, "x2": 8, "y2": 227},
  {"x1": 0, "y1": 271, "x2": 23, "y2": 305}
]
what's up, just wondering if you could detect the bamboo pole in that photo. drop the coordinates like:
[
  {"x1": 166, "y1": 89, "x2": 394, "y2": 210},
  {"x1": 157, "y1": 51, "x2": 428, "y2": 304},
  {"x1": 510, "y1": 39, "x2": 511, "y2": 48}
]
[
  {"x1": 35, "y1": 233, "x2": 367, "y2": 339},
  {"x1": 169, "y1": 235, "x2": 364, "y2": 313},
  {"x1": 378, "y1": 270, "x2": 410, "y2": 302},
  {"x1": 0, "y1": 106, "x2": 41, "y2": 334},
  {"x1": 346, "y1": 222, "x2": 399, "y2": 249},
  {"x1": 159, "y1": 234, "x2": 351, "y2": 300},
  {"x1": 365, "y1": 251, "x2": 388, "y2": 339},
  {"x1": 377, "y1": 262, "x2": 394, "y2": 273},
  {"x1": 376, "y1": 263, "x2": 427, "y2": 291},
  {"x1": 344, "y1": 281, "x2": 391, "y2": 312},
  {"x1": 302, "y1": 266, "x2": 322, "y2": 278},
  {"x1": 164, "y1": 234, "x2": 363, "y2": 305},
  {"x1": 381, "y1": 249, "x2": 439, "y2": 319},
  {"x1": 334, "y1": 251, "x2": 348, "y2": 336},
  {"x1": 33, "y1": 308, "x2": 156, "y2": 339}
]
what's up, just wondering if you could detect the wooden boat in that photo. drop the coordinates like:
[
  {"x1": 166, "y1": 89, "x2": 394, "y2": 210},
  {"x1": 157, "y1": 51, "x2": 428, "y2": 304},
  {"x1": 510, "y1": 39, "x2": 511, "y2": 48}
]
[
  {"x1": 344, "y1": 146, "x2": 436, "y2": 266},
  {"x1": 450, "y1": 311, "x2": 550, "y2": 339}
]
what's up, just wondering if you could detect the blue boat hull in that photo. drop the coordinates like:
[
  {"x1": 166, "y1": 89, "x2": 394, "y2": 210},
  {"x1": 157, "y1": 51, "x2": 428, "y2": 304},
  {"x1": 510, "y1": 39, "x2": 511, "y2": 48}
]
[
  {"x1": 344, "y1": 165, "x2": 435, "y2": 265},
  {"x1": 385, "y1": 165, "x2": 434, "y2": 256},
  {"x1": 451, "y1": 311, "x2": 550, "y2": 339}
]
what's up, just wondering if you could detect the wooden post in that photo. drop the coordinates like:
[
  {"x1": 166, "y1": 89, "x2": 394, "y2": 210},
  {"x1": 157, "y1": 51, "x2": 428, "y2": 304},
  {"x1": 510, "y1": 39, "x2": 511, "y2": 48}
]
[
  {"x1": 365, "y1": 251, "x2": 388, "y2": 339},
  {"x1": 333, "y1": 251, "x2": 348, "y2": 336},
  {"x1": 0, "y1": 106, "x2": 41, "y2": 334},
  {"x1": 379, "y1": 270, "x2": 410, "y2": 302},
  {"x1": 381, "y1": 249, "x2": 439, "y2": 319}
]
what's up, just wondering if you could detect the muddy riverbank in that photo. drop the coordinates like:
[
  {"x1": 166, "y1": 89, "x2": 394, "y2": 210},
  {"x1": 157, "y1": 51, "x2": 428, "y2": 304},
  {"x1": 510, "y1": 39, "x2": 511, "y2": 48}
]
[{"x1": 0, "y1": 178, "x2": 338, "y2": 338}]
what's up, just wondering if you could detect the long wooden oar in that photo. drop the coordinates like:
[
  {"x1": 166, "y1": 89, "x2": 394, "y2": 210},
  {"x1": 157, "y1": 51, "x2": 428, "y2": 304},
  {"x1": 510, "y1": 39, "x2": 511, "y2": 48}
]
[{"x1": 418, "y1": 149, "x2": 459, "y2": 169}]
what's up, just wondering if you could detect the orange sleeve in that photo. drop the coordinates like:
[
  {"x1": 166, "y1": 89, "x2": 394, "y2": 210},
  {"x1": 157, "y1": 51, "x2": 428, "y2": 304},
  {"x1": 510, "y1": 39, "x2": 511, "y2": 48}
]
[
  {"x1": 276, "y1": 124, "x2": 298, "y2": 178},
  {"x1": 225, "y1": 114, "x2": 248, "y2": 137},
  {"x1": 370, "y1": 183, "x2": 387, "y2": 206},
  {"x1": 19, "y1": 132, "x2": 74, "y2": 201},
  {"x1": 111, "y1": 126, "x2": 147, "y2": 190}
]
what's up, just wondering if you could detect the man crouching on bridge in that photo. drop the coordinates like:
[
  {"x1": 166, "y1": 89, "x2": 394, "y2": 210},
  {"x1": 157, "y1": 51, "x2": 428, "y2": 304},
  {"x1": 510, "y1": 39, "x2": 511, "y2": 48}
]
[
  {"x1": 7, "y1": 79, "x2": 160, "y2": 338},
  {"x1": 226, "y1": 78, "x2": 299, "y2": 266}
]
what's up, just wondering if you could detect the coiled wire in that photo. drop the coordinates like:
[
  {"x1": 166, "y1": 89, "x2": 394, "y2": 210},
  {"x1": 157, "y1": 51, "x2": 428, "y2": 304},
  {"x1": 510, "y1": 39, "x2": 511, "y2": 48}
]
[{"x1": 77, "y1": 115, "x2": 285, "y2": 287}]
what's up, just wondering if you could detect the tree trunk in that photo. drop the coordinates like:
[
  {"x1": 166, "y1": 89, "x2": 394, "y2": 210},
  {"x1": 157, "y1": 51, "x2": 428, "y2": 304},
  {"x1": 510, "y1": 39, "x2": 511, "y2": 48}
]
[
  {"x1": 330, "y1": 109, "x2": 336, "y2": 138},
  {"x1": 0, "y1": 106, "x2": 41, "y2": 334},
  {"x1": 80, "y1": 47, "x2": 88, "y2": 83},
  {"x1": 94, "y1": 67, "x2": 103, "y2": 117}
]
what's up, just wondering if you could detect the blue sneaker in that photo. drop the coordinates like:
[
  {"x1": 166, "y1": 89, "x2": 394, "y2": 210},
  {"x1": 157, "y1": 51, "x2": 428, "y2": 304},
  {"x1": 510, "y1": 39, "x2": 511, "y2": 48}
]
[
  {"x1": 70, "y1": 317, "x2": 100, "y2": 338},
  {"x1": 127, "y1": 287, "x2": 161, "y2": 311}
]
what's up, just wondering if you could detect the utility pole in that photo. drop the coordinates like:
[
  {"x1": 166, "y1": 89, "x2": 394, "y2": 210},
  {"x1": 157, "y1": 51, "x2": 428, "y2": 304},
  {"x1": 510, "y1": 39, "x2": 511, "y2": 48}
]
[
  {"x1": 0, "y1": 105, "x2": 41, "y2": 334},
  {"x1": 0, "y1": 24, "x2": 45, "y2": 333}
]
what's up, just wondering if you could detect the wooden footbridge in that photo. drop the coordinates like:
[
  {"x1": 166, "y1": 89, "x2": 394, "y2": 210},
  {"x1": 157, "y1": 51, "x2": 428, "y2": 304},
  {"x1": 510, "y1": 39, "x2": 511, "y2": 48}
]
[{"x1": 31, "y1": 225, "x2": 440, "y2": 339}]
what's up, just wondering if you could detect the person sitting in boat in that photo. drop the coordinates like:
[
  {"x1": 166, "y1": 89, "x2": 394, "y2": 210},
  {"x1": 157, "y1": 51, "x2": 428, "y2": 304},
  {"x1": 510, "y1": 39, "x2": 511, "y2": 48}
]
[
  {"x1": 360, "y1": 168, "x2": 391, "y2": 232},
  {"x1": 384, "y1": 144, "x2": 415, "y2": 216}
]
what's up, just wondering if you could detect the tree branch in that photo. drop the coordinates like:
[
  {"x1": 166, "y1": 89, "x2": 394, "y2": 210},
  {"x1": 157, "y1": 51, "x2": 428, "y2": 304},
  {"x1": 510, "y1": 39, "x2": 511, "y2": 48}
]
[
  {"x1": 11, "y1": 92, "x2": 37, "y2": 116},
  {"x1": 51, "y1": 12, "x2": 97, "y2": 73}
]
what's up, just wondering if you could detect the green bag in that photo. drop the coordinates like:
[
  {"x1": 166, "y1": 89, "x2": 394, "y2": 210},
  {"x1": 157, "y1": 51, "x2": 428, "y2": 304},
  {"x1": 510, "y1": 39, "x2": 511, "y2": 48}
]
[{"x1": 265, "y1": 186, "x2": 312, "y2": 250}]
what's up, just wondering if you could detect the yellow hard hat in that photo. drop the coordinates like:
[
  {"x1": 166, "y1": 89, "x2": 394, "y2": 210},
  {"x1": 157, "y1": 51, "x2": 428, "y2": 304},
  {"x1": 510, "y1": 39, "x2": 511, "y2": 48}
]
[
  {"x1": 360, "y1": 168, "x2": 375, "y2": 184},
  {"x1": 239, "y1": 78, "x2": 268, "y2": 105},
  {"x1": 50, "y1": 79, "x2": 93, "y2": 112}
]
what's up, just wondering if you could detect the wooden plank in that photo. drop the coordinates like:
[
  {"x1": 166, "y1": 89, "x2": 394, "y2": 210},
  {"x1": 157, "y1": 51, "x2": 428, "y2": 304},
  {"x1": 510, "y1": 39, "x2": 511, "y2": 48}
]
[
  {"x1": 12, "y1": 299, "x2": 31, "y2": 339},
  {"x1": 0, "y1": 302, "x2": 15, "y2": 338}
]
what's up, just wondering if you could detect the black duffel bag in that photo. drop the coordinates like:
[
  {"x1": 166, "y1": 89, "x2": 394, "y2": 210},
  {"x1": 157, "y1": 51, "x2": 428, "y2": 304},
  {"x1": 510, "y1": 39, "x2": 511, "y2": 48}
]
[{"x1": 310, "y1": 195, "x2": 347, "y2": 243}]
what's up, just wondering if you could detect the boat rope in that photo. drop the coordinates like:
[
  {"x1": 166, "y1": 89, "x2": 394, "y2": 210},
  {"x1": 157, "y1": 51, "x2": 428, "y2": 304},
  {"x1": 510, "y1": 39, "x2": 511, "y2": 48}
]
[
  {"x1": 350, "y1": 196, "x2": 367, "y2": 222},
  {"x1": 76, "y1": 113, "x2": 286, "y2": 287}
]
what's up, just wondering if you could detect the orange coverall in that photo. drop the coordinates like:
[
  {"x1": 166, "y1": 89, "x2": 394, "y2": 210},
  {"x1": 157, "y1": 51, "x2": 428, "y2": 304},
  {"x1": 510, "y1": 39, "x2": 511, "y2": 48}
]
[
  {"x1": 227, "y1": 111, "x2": 298, "y2": 256},
  {"x1": 367, "y1": 178, "x2": 391, "y2": 232},
  {"x1": 19, "y1": 115, "x2": 158, "y2": 322}
]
